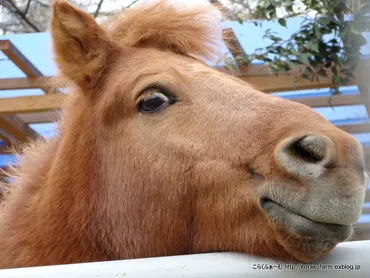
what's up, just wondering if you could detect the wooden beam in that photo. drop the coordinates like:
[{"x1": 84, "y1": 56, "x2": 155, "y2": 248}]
[
  {"x1": 354, "y1": 223, "x2": 370, "y2": 229},
  {"x1": 217, "y1": 58, "x2": 370, "y2": 77},
  {"x1": 355, "y1": 59, "x2": 370, "y2": 115},
  {"x1": 17, "y1": 111, "x2": 60, "y2": 124},
  {"x1": 0, "y1": 39, "x2": 50, "y2": 142},
  {"x1": 0, "y1": 145, "x2": 11, "y2": 154},
  {"x1": 0, "y1": 133, "x2": 12, "y2": 146},
  {"x1": 209, "y1": 0, "x2": 231, "y2": 18},
  {"x1": 292, "y1": 94, "x2": 363, "y2": 107},
  {"x1": 0, "y1": 74, "x2": 335, "y2": 94},
  {"x1": 364, "y1": 147, "x2": 370, "y2": 175},
  {"x1": 2, "y1": 59, "x2": 369, "y2": 94},
  {"x1": 222, "y1": 28, "x2": 247, "y2": 65},
  {"x1": 0, "y1": 40, "x2": 53, "y2": 94},
  {"x1": 0, "y1": 116, "x2": 38, "y2": 143},
  {"x1": 242, "y1": 74, "x2": 350, "y2": 93},
  {"x1": 352, "y1": 225, "x2": 370, "y2": 241},
  {"x1": 363, "y1": 207, "x2": 370, "y2": 214},
  {"x1": 0, "y1": 40, "x2": 43, "y2": 78},
  {"x1": 0, "y1": 77, "x2": 51, "y2": 90},
  {"x1": 0, "y1": 91, "x2": 363, "y2": 116},
  {"x1": 0, "y1": 37, "x2": 368, "y2": 95},
  {"x1": 0, "y1": 94, "x2": 64, "y2": 115},
  {"x1": 365, "y1": 192, "x2": 370, "y2": 203},
  {"x1": 219, "y1": 58, "x2": 368, "y2": 92},
  {"x1": 337, "y1": 123, "x2": 370, "y2": 134},
  {"x1": 216, "y1": 63, "x2": 303, "y2": 77},
  {"x1": 0, "y1": 75, "x2": 356, "y2": 99}
]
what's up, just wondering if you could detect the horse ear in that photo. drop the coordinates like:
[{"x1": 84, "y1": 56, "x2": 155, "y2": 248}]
[{"x1": 50, "y1": 0, "x2": 111, "y2": 90}]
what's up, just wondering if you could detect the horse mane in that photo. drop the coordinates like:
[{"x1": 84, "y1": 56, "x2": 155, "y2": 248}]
[
  {"x1": 104, "y1": 0, "x2": 225, "y2": 61},
  {"x1": 0, "y1": 136, "x2": 55, "y2": 208}
]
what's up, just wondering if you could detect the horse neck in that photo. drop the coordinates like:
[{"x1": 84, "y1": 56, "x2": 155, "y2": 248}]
[{"x1": 0, "y1": 96, "x2": 108, "y2": 267}]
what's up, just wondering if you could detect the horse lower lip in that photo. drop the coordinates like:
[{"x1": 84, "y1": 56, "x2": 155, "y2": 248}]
[{"x1": 261, "y1": 199, "x2": 352, "y2": 241}]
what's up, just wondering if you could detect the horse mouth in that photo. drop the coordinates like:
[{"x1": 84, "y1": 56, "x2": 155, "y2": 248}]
[{"x1": 260, "y1": 198, "x2": 352, "y2": 242}]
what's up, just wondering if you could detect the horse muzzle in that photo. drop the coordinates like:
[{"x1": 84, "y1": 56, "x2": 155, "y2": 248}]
[{"x1": 258, "y1": 133, "x2": 368, "y2": 262}]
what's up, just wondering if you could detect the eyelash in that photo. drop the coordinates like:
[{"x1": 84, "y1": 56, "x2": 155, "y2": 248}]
[{"x1": 137, "y1": 84, "x2": 176, "y2": 102}]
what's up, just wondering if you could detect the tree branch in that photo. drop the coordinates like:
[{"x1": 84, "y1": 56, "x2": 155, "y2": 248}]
[
  {"x1": 208, "y1": 0, "x2": 231, "y2": 18},
  {"x1": 94, "y1": 0, "x2": 104, "y2": 18},
  {"x1": 34, "y1": 0, "x2": 50, "y2": 8},
  {"x1": 24, "y1": 0, "x2": 32, "y2": 15},
  {"x1": 4, "y1": 0, "x2": 40, "y2": 32},
  {"x1": 127, "y1": 0, "x2": 140, "y2": 9},
  {"x1": 0, "y1": 27, "x2": 30, "y2": 33},
  {"x1": 0, "y1": 22, "x2": 24, "y2": 28}
]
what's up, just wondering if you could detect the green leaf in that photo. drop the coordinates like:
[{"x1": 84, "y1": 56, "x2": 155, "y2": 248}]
[
  {"x1": 269, "y1": 35, "x2": 283, "y2": 42},
  {"x1": 278, "y1": 18, "x2": 287, "y2": 27},
  {"x1": 297, "y1": 54, "x2": 310, "y2": 65},
  {"x1": 353, "y1": 34, "x2": 368, "y2": 47},
  {"x1": 286, "y1": 61, "x2": 297, "y2": 70},
  {"x1": 248, "y1": 0, "x2": 367, "y2": 96},
  {"x1": 306, "y1": 41, "x2": 319, "y2": 53},
  {"x1": 317, "y1": 16, "x2": 331, "y2": 25},
  {"x1": 237, "y1": 14, "x2": 244, "y2": 25},
  {"x1": 286, "y1": 5, "x2": 293, "y2": 12}
]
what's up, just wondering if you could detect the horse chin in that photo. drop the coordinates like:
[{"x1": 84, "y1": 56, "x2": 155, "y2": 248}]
[
  {"x1": 260, "y1": 198, "x2": 353, "y2": 262},
  {"x1": 276, "y1": 231, "x2": 339, "y2": 263}
]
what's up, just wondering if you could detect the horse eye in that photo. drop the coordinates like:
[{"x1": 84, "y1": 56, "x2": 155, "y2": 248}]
[{"x1": 139, "y1": 91, "x2": 175, "y2": 114}]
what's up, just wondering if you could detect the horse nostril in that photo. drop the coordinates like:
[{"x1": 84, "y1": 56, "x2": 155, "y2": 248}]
[
  {"x1": 275, "y1": 134, "x2": 336, "y2": 179},
  {"x1": 291, "y1": 135, "x2": 327, "y2": 163}
]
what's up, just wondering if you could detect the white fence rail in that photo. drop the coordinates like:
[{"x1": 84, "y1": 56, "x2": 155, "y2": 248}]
[{"x1": 0, "y1": 240, "x2": 369, "y2": 278}]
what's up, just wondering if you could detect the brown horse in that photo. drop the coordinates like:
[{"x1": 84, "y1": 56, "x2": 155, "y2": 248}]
[{"x1": 0, "y1": 0, "x2": 367, "y2": 269}]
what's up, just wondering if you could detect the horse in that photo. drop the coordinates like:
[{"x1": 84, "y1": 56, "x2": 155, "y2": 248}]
[{"x1": 0, "y1": 0, "x2": 367, "y2": 269}]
